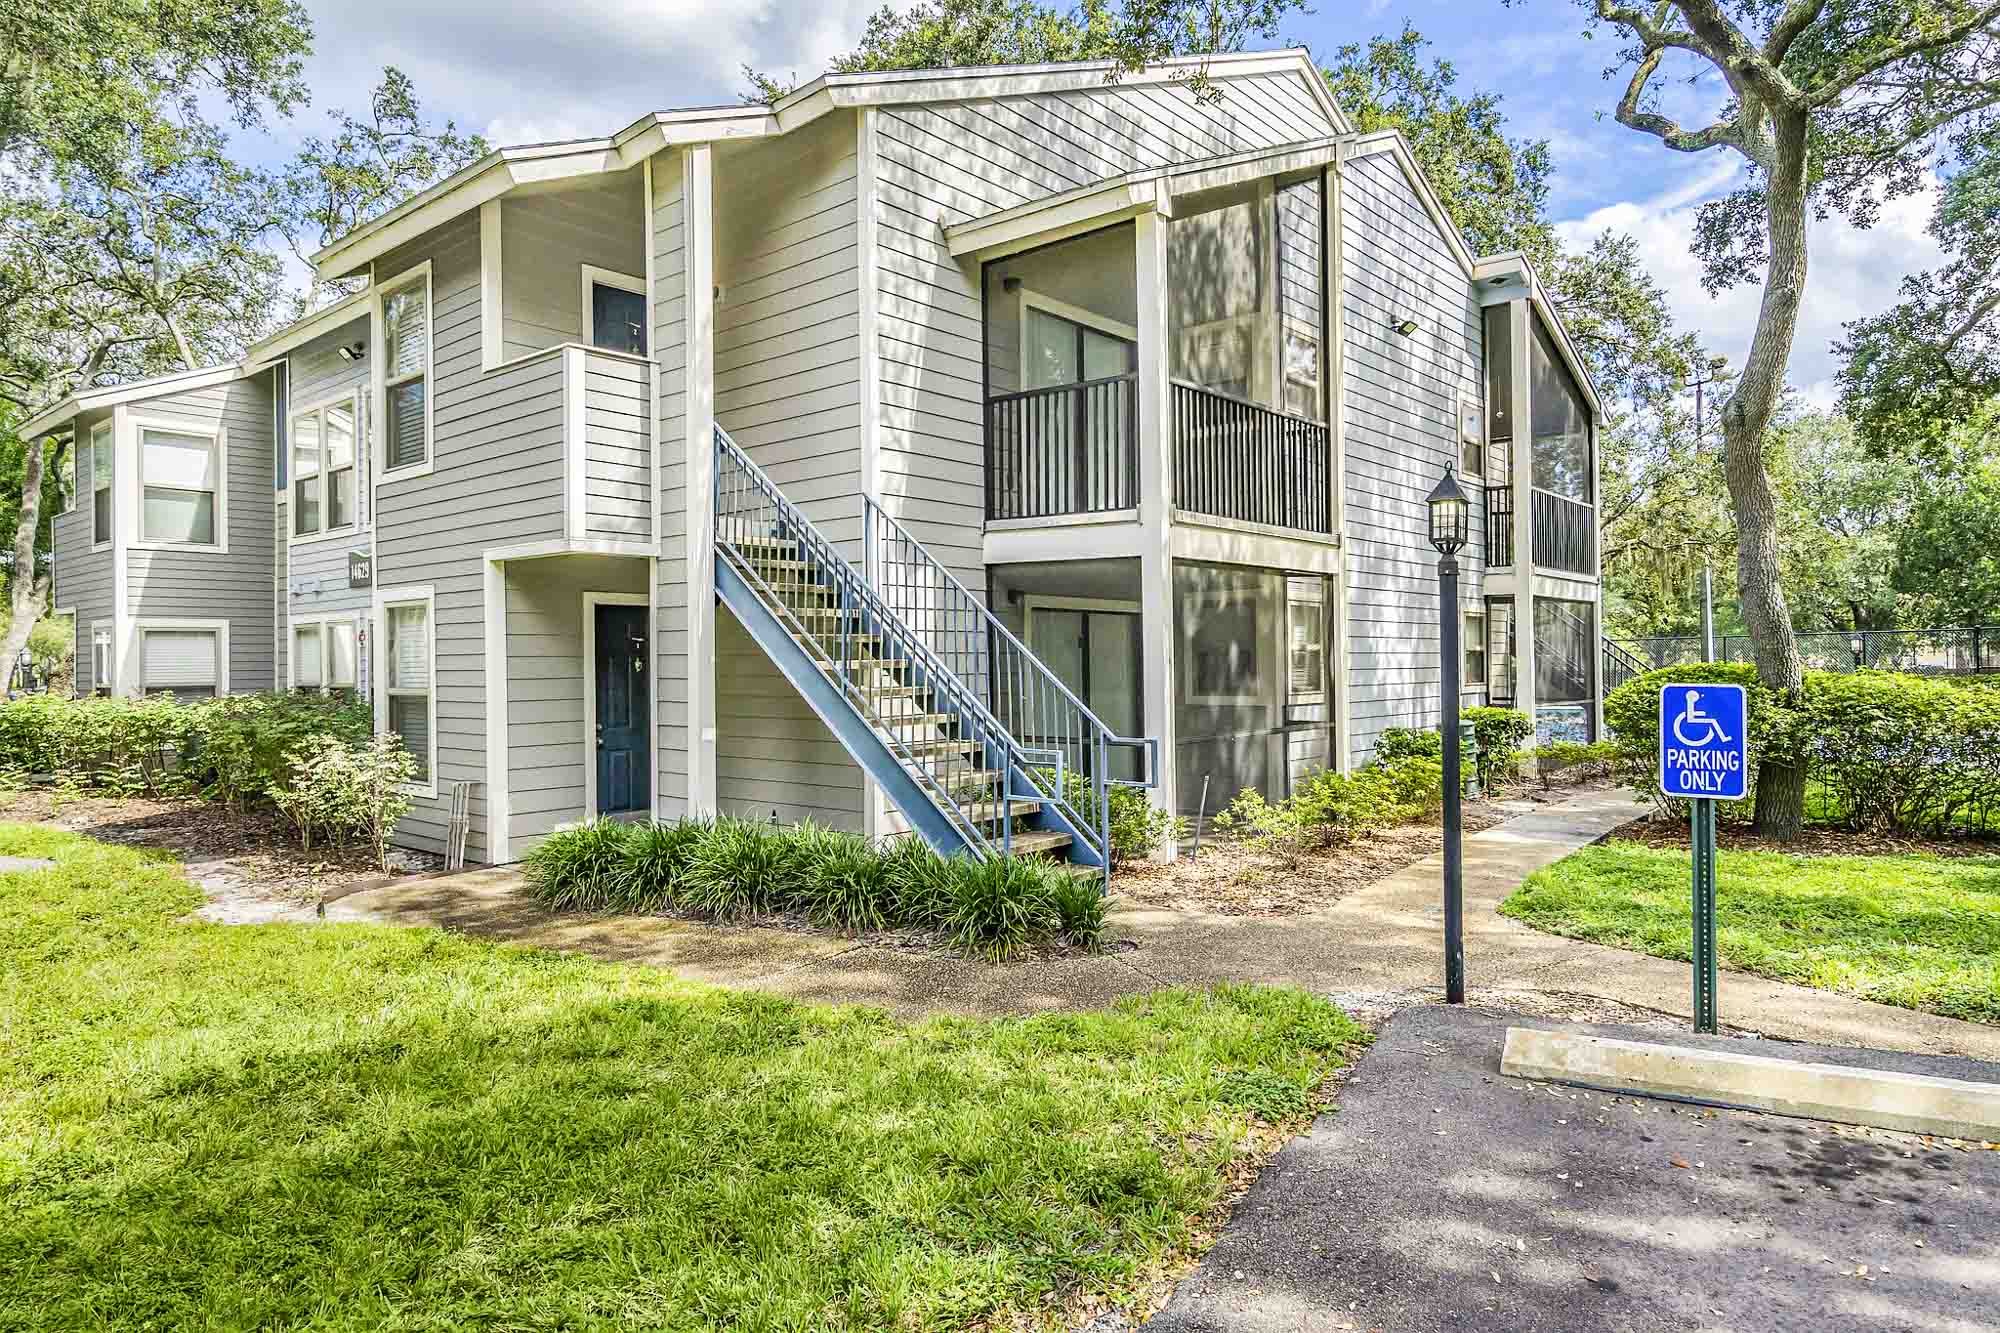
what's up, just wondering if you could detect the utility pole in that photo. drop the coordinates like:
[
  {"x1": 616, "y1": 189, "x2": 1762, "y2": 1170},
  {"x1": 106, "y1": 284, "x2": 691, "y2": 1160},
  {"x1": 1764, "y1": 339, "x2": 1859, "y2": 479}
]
[{"x1": 1682, "y1": 357, "x2": 1733, "y2": 657}]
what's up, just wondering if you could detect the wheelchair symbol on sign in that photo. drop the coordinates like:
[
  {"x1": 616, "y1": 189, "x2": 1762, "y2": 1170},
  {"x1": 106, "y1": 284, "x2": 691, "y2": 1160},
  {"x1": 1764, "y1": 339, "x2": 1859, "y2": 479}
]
[{"x1": 1671, "y1": 690, "x2": 1733, "y2": 747}]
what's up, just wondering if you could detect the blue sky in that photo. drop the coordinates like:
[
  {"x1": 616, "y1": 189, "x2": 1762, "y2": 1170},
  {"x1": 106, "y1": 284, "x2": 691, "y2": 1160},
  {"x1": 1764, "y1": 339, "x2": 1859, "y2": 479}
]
[{"x1": 267, "y1": 0, "x2": 1942, "y2": 404}]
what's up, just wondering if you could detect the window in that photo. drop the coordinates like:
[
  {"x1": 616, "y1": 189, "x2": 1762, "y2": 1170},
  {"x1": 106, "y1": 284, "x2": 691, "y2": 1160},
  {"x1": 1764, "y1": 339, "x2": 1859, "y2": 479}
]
[
  {"x1": 293, "y1": 618, "x2": 357, "y2": 692},
  {"x1": 140, "y1": 426, "x2": 220, "y2": 546},
  {"x1": 583, "y1": 266, "x2": 647, "y2": 355},
  {"x1": 381, "y1": 271, "x2": 430, "y2": 472},
  {"x1": 291, "y1": 398, "x2": 357, "y2": 538},
  {"x1": 90, "y1": 625, "x2": 111, "y2": 696},
  {"x1": 140, "y1": 626, "x2": 222, "y2": 698},
  {"x1": 1286, "y1": 576, "x2": 1326, "y2": 697},
  {"x1": 90, "y1": 423, "x2": 112, "y2": 547},
  {"x1": 1465, "y1": 610, "x2": 1488, "y2": 691},
  {"x1": 382, "y1": 596, "x2": 433, "y2": 784},
  {"x1": 1460, "y1": 395, "x2": 1484, "y2": 477}
]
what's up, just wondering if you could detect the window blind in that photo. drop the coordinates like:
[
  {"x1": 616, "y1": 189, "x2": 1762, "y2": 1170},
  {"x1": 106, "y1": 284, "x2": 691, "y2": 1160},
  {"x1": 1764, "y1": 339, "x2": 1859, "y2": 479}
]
[
  {"x1": 388, "y1": 695, "x2": 430, "y2": 780},
  {"x1": 143, "y1": 630, "x2": 218, "y2": 688},
  {"x1": 386, "y1": 379, "x2": 427, "y2": 469},
  {"x1": 384, "y1": 284, "x2": 427, "y2": 377},
  {"x1": 328, "y1": 622, "x2": 357, "y2": 688},
  {"x1": 294, "y1": 625, "x2": 323, "y2": 687},
  {"x1": 387, "y1": 605, "x2": 429, "y2": 688}
]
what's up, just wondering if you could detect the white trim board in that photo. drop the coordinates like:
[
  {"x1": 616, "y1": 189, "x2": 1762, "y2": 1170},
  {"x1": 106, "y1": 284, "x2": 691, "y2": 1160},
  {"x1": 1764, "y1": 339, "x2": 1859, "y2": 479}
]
[{"x1": 580, "y1": 590, "x2": 654, "y2": 819}]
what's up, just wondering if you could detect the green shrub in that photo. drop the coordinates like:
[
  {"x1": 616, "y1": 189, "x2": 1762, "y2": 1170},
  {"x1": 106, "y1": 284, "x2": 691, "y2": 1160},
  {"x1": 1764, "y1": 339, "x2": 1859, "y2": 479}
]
[
  {"x1": 1372, "y1": 727, "x2": 1444, "y2": 762},
  {"x1": 613, "y1": 818, "x2": 705, "y2": 913},
  {"x1": 522, "y1": 819, "x2": 634, "y2": 912},
  {"x1": 1370, "y1": 754, "x2": 1446, "y2": 820},
  {"x1": 945, "y1": 855, "x2": 1058, "y2": 960},
  {"x1": 1041, "y1": 870, "x2": 1109, "y2": 949},
  {"x1": 801, "y1": 828, "x2": 891, "y2": 932},
  {"x1": 1603, "y1": 662, "x2": 1788, "y2": 816},
  {"x1": 524, "y1": 815, "x2": 1105, "y2": 957},
  {"x1": 681, "y1": 816, "x2": 800, "y2": 920},
  {"x1": 1041, "y1": 767, "x2": 1181, "y2": 865},
  {"x1": 267, "y1": 733, "x2": 418, "y2": 869},
  {"x1": 1535, "y1": 740, "x2": 1617, "y2": 788},
  {"x1": 1463, "y1": 707, "x2": 1533, "y2": 788}
]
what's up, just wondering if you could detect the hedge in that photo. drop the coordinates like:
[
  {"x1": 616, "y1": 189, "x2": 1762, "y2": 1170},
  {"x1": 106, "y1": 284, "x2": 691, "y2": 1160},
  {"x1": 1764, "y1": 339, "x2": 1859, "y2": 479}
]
[
  {"x1": 0, "y1": 691, "x2": 373, "y2": 807},
  {"x1": 1605, "y1": 665, "x2": 2000, "y2": 835},
  {"x1": 523, "y1": 816, "x2": 1106, "y2": 959}
]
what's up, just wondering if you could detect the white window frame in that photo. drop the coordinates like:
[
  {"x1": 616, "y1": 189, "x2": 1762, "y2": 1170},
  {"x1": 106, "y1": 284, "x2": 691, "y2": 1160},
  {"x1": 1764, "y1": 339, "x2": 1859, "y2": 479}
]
[
  {"x1": 374, "y1": 583, "x2": 437, "y2": 797},
  {"x1": 89, "y1": 421, "x2": 113, "y2": 552},
  {"x1": 88, "y1": 619, "x2": 111, "y2": 697},
  {"x1": 373, "y1": 260, "x2": 435, "y2": 483},
  {"x1": 288, "y1": 613, "x2": 359, "y2": 693},
  {"x1": 289, "y1": 391, "x2": 362, "y2": 546},
  {"x1": 1464, "y1": 608, "x2": 1489, "y2": 693},
  {"x1": 1459, "y1": 393, "x2": 1485, "y2": 479},
  {"x1": 135, "y1": 618, "x2": 229, "y2": 698},
  {"x1": 130, "y1": 413, "x2": 228, "y2": 553},
  {"x1": 580, "y1": 264, "x2": 649, "y2": 356},
  {"x1": 1017, "y1": 288, "x2": 1139, "y2": 388}
]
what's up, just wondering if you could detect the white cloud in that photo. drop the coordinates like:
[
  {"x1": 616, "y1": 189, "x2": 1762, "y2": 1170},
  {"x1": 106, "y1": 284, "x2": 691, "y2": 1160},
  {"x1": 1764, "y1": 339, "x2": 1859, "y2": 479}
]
[
  {"x1": 272, "y1": 0, "x2": 878, "y2": 158},
  {"x1": 1556, "y1": 162, "x2": 1946, "y2": 403}
]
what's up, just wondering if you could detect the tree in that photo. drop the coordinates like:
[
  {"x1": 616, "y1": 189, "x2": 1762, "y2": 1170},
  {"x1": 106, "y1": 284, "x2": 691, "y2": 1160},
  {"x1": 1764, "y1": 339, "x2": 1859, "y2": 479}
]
[
  {"x1": 0, "y1": 0, "x2": 310, "y2": 171},
  {"x1": 1885, "y1": 409, "x2": 2000, "y2": 623},
  {"x1": 1558, "y1": 0, "x2": 2000, "y2": 838},
  {"x1": 273, "y1": 68, "x2": 488, "y2": 310},
  {"x1": 746, "y1": 0, "x2": 1311, "y2": 101}
]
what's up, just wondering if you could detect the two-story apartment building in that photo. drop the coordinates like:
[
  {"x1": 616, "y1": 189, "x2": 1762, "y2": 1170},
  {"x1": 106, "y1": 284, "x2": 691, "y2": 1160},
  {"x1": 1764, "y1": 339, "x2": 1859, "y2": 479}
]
[{"x1": 33, "y1": 49, "x2": 1603, "y2": 871}]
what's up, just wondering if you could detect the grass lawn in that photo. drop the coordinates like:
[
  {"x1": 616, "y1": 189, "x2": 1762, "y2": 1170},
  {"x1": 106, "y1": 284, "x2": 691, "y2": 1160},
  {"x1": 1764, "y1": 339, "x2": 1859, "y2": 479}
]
[
  {"x1": 1502, "y1": 838, "x2": 2000, "y2": 1024},
  {"x1": 0, "y1": 824, "x2": 1364, "y2": 1330}
]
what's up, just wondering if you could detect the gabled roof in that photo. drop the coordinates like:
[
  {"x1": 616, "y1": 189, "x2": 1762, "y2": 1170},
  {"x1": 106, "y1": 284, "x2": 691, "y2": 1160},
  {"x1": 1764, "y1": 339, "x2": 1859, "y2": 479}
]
[
  {"x1": 312, "y1": 48, "x2": 1343, "y2": 282},
  {"x1": 19, "y1": 361, "x2": 271, "y2": 441}
]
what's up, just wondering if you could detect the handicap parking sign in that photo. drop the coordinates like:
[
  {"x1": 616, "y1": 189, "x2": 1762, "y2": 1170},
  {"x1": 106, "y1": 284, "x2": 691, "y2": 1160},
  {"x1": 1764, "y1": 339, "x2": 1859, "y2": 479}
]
[{"x1": 1658, "y1": 683, "x2": 1748, "y2": 800}]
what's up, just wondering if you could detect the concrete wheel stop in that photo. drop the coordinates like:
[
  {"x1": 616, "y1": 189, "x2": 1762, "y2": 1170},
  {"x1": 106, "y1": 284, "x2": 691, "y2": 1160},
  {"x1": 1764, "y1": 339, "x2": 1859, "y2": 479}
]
[{"x1": 1502, "y1": 1026, "x2": 2000, "y2": 1142}]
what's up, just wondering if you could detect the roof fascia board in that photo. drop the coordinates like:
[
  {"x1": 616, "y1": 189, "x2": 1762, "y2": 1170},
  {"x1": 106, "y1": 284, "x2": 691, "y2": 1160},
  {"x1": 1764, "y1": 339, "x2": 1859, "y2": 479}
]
[
  {"x1": 1347, "y1": 130, "x2": 1477, "y2": 279},
  {"x1": 247, "y1": 290, "x2": 370, "y2": 360},
  {"x1": 21, "y1": 361, "x2": 270, "y2": 440}
]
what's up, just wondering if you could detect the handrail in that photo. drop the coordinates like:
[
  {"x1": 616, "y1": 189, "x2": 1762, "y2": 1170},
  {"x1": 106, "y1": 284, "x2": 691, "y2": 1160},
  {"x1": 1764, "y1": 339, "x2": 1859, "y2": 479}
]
[
  {"x1": 864, "y1": 496, "x2": 1163, "y2": 875},
  {"x1": 716, "y1": 425, "x2": 1157, "y2": 873},
  {"x1": 986, "y1": 370, "x2": 1137, "y2": 406}
]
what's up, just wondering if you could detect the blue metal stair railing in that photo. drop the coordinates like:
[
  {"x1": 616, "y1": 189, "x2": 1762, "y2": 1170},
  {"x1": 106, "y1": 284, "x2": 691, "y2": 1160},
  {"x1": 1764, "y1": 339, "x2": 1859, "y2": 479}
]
[
  {"x1": 863, "y1": 496, "x2": 1159, "y2": 877},
  {"x1": 716, "y1": 426, "x2": 1148, "y2": 867}
]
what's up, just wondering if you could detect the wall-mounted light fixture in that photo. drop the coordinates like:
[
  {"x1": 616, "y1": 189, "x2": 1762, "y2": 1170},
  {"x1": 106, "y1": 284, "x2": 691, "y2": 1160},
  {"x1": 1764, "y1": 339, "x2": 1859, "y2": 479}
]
[
  {"x1": 1393, "y1": 317, "x2": 1420, "y2": 337},
  {"x1": 336, "y1": 340, "x2": 366, "y2": 362},
  {"x1": 1001, "y1": 276, "x2": 1024, "y2": 293}
]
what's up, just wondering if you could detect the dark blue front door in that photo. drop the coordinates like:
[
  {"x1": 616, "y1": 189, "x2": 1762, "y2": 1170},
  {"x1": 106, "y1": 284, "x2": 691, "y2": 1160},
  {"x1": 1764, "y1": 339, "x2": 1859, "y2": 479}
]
[
  {"x1": 594, "y1": 604, "x2": 649, "y2": 815},
  {"x1": 590, "y1": 283, "x2": 648, "y2": 356}
]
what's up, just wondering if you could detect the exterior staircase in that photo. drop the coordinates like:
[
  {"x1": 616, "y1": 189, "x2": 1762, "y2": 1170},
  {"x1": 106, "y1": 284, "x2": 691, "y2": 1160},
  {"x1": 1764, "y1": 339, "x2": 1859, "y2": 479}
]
[{"x1": 712, "y1": 426, "x2": 1156, "y2": 879}]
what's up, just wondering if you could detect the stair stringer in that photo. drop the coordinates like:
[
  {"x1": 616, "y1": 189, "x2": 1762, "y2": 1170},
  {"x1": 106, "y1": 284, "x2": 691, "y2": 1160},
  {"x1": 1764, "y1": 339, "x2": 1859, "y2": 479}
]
[{"x1": 715, "y1": 559, "x2": 984, "y2": 857}]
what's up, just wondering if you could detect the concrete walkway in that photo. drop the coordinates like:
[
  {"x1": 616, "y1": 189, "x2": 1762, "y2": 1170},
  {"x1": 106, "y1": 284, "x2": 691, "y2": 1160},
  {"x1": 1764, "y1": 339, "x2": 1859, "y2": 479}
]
[{"x1": 326, "y1": 790, "x2": 2000, "y2": 1060}]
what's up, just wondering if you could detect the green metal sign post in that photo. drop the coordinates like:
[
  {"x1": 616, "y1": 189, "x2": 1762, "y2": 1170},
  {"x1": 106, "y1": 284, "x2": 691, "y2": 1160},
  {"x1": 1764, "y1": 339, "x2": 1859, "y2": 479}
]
[
  {"x1": 1658, "y1": 683, "x2": 1746, "y2": 1036},
  {"x1": 1689, "y1": 798, "x2": 1718, "y2": 1033}
]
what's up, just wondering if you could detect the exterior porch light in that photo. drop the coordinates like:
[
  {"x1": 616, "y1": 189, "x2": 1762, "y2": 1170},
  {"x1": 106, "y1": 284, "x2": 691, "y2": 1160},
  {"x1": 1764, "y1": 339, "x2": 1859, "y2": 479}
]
[
  {"x1": 1426, "y1": 462, "x2": 1469, "y2": 1005},
  {"x1": 1393, "y1": 316, "x2": 1420, "y2": 336}
]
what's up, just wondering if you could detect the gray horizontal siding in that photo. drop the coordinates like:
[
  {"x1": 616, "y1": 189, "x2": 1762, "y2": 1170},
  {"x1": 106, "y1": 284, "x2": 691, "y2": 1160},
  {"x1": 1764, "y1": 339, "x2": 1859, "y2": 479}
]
[
  {"x1": 871, "y1": 67, "x2": 1341, "y2": 593},
  {"x1": 501, "y1": 175, "x2": 647, "y2": 360},
  {"x1": 715, "y1": 604, "x2": 864, "y2": 830},
  {"x1": 373, "y1": 211, "x2": 556, "y2": 861},
  {"x1": 505, "y1": 554, "x2": 650, "y2": 854},
  {"x1": 1339, "y1": 148, "x2": 1484, "y2": 765},
  {"x1": 126, "y1": 374, "x2": 277, "y2": 693},
  {"x1": 652, "y1": 150, "x2": 691, "y2": 820},
  {"x1": 50, "y1": 429, "x2": 111, "y2": 695},
  {"x1": 581, "y1": 352, "x2": 651, "y2": 541}
]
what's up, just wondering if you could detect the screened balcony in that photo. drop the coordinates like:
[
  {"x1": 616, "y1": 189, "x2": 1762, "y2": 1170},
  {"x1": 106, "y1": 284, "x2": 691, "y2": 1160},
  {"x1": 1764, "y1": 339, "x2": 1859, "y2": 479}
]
[
  {"x1": 1477, "y1": 303, "x2": 1596, "y2": 576},
  {"x1": 981, "y1": 173, "x2": 1333, "y2": 537}
]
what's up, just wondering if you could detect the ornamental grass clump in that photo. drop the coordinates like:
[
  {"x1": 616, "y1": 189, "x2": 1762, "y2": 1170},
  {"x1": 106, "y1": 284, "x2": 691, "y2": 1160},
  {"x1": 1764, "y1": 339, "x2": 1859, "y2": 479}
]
[{"x1": 523, "y1": 815, "x2": 1107, "y2": 957}]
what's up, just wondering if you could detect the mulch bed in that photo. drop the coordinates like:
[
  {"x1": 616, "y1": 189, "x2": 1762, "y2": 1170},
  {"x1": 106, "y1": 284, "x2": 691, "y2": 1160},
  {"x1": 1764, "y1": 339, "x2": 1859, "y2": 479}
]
[
  {"x1": 1608, "y1": 814, "x2": 2000, "y2": 861},
  {"x1": 0, "y1": 791, "x2": 442, "y2": 904},
  {"x1": 1115, "y1": 799, "x2": 1520, "y2": 917}
]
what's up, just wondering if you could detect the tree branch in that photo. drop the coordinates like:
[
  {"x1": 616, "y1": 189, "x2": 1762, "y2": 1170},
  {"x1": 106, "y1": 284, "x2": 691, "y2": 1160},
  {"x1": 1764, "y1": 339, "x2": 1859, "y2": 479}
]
[
  {"x1": 1763, "y1": 0, "x2": 1827, "y2": 63},
  {"x1": 1612, "y1": 44, "x2": 1745, "y2": 155},
  {"x1": 1803, "y1": 1, "x2": 2000, "y2": 109}
]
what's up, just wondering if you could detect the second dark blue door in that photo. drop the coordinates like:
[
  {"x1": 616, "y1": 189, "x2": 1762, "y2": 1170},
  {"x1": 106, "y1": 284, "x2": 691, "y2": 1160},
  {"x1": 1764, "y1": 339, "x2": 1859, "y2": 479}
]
[{"x1": 595, "y1": 604, "x2": 649, "y2": 815}]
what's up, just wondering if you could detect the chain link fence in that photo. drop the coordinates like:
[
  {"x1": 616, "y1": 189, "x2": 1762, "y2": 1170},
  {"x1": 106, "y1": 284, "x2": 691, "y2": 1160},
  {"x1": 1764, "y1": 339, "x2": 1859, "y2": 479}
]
[{"x1": 1614, "y1": 627, "x2": 2000, "y2": 678}]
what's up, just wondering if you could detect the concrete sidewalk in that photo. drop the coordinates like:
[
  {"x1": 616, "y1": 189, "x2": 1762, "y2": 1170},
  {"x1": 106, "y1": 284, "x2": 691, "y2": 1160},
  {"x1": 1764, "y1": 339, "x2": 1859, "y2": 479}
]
[{"x1": 325, "y1": 790, "x2": 2000, "y2": 1060}]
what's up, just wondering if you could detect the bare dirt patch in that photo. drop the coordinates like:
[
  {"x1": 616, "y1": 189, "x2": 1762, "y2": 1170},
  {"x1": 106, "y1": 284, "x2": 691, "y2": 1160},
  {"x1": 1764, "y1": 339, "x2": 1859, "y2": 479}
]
[
  {"x1": 1608, "y1": 813, "x2": 2000, "y2": 861},
  {"x1": 0, "y1": 790, "x2": 442, "y2": 921},
  {"x1": 1117, "y1": 798, "x2": 1521, "y2": 917}
]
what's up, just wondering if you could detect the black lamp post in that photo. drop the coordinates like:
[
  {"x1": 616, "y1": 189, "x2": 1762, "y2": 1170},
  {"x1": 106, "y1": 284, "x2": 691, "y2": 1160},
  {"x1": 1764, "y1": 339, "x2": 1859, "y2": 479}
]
[{"x1": 1426, "y1": 463, "x2": 1470, "y2": 1005}]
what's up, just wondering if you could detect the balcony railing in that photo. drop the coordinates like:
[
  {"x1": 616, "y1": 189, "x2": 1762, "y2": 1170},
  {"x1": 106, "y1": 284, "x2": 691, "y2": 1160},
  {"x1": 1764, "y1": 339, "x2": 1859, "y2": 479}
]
[
  {"x1": 1531, "y1": 489, "x2": 1594, "y2": 576},
  {"x1": 1485, "y1": 485, "x2": 1513, "y2": 566},
  {"x1": 985, "y1": 373, "x2": 1138, "y2": 521},
  {"x1": 1171, "y1": 381, "x2": 1331, "y2": 534}
]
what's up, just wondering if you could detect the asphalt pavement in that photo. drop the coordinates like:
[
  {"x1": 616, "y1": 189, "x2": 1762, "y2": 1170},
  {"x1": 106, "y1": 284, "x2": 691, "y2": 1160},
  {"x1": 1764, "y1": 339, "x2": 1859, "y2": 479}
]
[{"x1": 1146, "y1": 1006, "x2": 2000, "y2": 1333}]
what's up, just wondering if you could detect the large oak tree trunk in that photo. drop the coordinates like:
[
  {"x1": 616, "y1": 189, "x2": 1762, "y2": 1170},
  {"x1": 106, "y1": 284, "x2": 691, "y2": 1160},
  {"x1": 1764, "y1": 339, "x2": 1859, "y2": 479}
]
[
  {"x1": 1720, "y1": 108, "x2": 1811, "y2": 840},
  {"x1": 0, "y1": 433, "x2": 51, "y2": 694}
]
